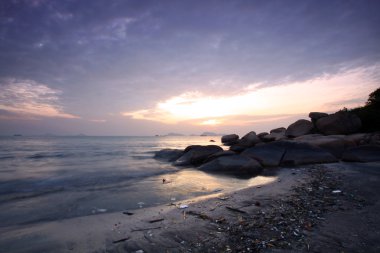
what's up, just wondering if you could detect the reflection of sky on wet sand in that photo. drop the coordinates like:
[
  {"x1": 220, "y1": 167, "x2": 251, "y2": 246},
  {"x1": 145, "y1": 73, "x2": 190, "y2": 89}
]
[{"x1": 152, "y1": 169, "x2": 278, "y2": 199}]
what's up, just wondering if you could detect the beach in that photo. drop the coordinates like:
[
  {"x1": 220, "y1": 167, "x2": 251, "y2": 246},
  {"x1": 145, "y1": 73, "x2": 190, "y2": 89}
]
[{"x1": 1, "y1": 162, "x2": 379, "y2": 253}]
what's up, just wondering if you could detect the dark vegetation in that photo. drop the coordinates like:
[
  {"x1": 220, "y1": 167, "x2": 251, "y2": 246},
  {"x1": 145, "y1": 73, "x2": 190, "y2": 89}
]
[{"x1": 350, "y1": 88, "x2": 380, "y2": 132}]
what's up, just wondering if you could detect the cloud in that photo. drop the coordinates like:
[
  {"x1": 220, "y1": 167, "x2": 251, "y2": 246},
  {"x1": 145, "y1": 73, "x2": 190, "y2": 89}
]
[
  {"x1": 122, "y1": 65, "x2": 380, "y2": 125},
  {"x1": 0, "y1": 79, "x2": 78, "y2": 119}
]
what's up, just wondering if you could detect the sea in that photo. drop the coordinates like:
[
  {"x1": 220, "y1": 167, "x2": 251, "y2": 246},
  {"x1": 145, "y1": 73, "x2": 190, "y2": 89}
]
[{"x1": 0, "y1": 136, "x2": 273, "y2": 228}]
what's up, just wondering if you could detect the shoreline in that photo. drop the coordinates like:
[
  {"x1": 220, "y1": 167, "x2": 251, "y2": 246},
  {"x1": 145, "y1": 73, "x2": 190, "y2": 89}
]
[{"x1": 2, "y1": 162, "x2": 379, "y2": 252}]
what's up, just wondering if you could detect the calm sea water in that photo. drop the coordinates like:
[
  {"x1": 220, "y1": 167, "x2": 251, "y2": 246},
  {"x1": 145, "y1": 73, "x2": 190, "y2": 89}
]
[{"x1": 0, "y1": 136, "x2": 273, "y2": 228}]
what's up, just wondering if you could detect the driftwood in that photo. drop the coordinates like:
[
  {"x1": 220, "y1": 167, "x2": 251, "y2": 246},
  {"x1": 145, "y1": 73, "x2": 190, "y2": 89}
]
[
  {"x1": 148, "y1": 218, "x2": 164, "y2": 223},
  {"x1": 226, "y1": 206, "x2": 247, "y2": 214},
  {"x1": 112, "y1": 237, "x2": 130, "y2": 244}
]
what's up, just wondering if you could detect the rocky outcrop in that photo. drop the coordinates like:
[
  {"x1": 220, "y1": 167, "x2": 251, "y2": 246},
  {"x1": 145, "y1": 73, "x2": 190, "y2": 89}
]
[
  {"x1": 155, "y1": 109, "x2": 376, "y2": 178},
  {"x1": 199, "y1": 155, "x2": 263, "y2": 176},
  {"x1": 154, "y1": 149, "x2": 184, "y2": 162},
  {"x1": 221, "y1": 134, "x2": 239, "y2": 145},
  {"x1": 342, "y1": 145, "x2": 380, "y2": 162},
  {"x1": 174, "y1": 145, "x2": 223, "y2": 166},
  {"x1": 285, "y1": 119, "x2": 314, "y2": 138},
  {"x1": 315, "y1": 112, "x2": 362, "y2": 135}
]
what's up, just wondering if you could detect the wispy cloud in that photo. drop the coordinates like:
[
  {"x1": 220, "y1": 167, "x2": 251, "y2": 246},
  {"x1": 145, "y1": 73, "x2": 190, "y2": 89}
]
[
  {"x1": 0, "y1": 79, "x2": 78, "y2": 119},
  {"x1": 122, "y1": 65, "x2": 379, "y2": 125}
]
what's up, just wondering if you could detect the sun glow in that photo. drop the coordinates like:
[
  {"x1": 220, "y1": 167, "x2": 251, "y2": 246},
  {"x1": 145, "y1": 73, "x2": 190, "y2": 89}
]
[{"x1": 123, "y1": 65, "x2": 379, "y2": 125}]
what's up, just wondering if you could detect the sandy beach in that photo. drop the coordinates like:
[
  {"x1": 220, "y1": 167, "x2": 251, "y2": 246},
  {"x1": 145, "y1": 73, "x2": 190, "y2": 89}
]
[{"x1": 1, "y1": 162, "x2": 379, "y2": 253}]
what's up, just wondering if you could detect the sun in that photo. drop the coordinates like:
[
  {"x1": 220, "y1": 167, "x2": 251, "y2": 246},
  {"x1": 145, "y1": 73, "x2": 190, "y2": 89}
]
[{"x1": 199, "y1": 119, "x2": 221, "y2": 125}]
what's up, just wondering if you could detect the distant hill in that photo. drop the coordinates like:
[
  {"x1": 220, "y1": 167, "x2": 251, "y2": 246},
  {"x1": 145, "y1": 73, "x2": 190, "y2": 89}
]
[
  {"x1": 166, "y1": 133, "x2": 185, "y2": 136},
  {"x1": 200, "y1": 132, "x2": 224, "y2": 136}
]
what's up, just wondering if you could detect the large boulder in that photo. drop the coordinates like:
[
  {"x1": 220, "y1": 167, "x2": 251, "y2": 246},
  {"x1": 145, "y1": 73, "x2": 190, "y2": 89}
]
[
  {"x1": 257, "y1": 132, "x2": 269, "y2": 141},
  {"x1": 154, "y1": 149, "x2": 184, "y2": 162},
  {"x1": 221, "y1": 134, "x2": 239, "y2": 145},
  {"x1": 241, "y1": 143, "x2": 286, "y2": 167},
  {"x1": 309, "y1": 112, "x2": 328, "y2": 124},
  {"x1": 285, "y1": 119, "x2": 314, "y2": 137},
  {"x1": 270, "y1": 127, "x2": 286, "y2": 134},
  {"x1": 174, "y1": 145, "x2": 223, "y2": 166},
  {"x1": 315, "y1": 112, "x2": 362, "y2": 135},
  {"x1": 279, "y1": 141, "x2": 338, "y2": 166},
  {"x1": 238, "y1": 131, "x2": 261, "y2": 147},
  {"x1": 199, "y1": 155, "x2": 263, "y2": 176},
  {"x1": 229, "y1": 131, "x2": 262, "y2": 152},
  {"x1": 294, "y1": 134, "x2": 355, "y2": 158},
  {"x1": 342, "y1": 145, "x2": 380, "y2": 162}
]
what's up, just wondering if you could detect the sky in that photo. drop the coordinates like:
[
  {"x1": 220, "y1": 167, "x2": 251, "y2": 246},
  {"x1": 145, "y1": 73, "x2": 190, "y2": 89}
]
[{"x1": 0, "y1": 0, "x2": 379, "y2": 136}]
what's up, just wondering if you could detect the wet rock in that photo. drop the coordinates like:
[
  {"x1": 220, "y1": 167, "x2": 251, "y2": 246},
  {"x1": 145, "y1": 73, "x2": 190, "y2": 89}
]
[
  {"x1": 279, "y1": 141, "x2": 338, "y2": 166},
  {"x1": 204, "y1": 150, "x2": 236, "y2": 163},
  {"x1": 154, "y1": 149, "x2": 184, "y2": 162},
  {"x1": 199, "y1": 155, "x2": 263, "y2": 176},
  {"x1": 174, "y1": 145, "x2": 223, "y2": 166},
  {"x1": 342, "y1": 145, "x2": 380, "y2": 162},
  {"x1": 221, "y1": 134, "x2": 239, "y2": 145},
  {"x1": 241, "y1": 143, "x2": 286, "y2": 167},
  {"x1": 285, "y1": 119, "x2": 314, "y2": 138},
  {"x1": 316, "y1": 112, "x2": 362, "y2": 135}
]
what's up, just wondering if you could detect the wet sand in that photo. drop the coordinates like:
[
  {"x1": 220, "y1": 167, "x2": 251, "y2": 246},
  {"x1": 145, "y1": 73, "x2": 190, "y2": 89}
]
[{"x1": 1, "y1": 162, "x2": 379, "y2": 253}]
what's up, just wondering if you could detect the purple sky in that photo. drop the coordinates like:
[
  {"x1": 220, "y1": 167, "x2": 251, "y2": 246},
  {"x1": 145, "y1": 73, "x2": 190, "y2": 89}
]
[{"x1": 0, "y1": 0, "x2": 379, "y2": 136}]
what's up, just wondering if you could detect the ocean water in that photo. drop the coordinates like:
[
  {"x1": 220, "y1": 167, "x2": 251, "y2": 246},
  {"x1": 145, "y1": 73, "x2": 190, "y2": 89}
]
[{"x1": 0, "y1": 136, "x2": 274, "y2": 228}]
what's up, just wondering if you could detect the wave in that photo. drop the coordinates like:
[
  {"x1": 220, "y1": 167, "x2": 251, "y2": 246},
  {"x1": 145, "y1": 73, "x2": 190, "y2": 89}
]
[{"x1": 27, "y1": 150, "x2": 129, "y2": 160}]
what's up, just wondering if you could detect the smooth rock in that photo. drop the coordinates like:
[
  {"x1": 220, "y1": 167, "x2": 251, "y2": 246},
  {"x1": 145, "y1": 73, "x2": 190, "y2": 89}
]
[
  {"x1": 270, "y1": 127, "x2": 286, "y2": 134},
  {"x1": 238, "y1": 131, "x2": 261, "y2": 147},
  {"x1": 154, "y1": 149, "x2": 184, "y2": 162},
  {"x1": 285, "y1": 119, "x2": 314, "y2": 137},
  {"x1": 279, "y1": 141, "x2": 338, "y2": 166},
  {"x1": 316, "y1": 112, "x2": 362, "y2": 135},
  {"x1": 294, "y1": 134, "x2": 355, "y2": 158},
  {"x1": 174, "y1": 145, "x2": 223, "y2": 166},
  {"x1": 199, "y1": 155, "x2": 263, "y2": 176},
  {"x1": 204, "y1": 150, "x2": 236, "y2": 163},
  {"x1": 257, "y1": 132, "x2": 269, "y2": 140},
  {"x1": 229, "y1": 144, "x2": 248, "y2": 153},
  {"x1": 241, "y1": 143, "x2": 286, "y2": 167},
  {"x1": 221, "y1": 134, "x2": 239, "y2": 145},
  {"x1": 261, "y1": 130, "x2": 287, "y2": 142},
  {"x1": 342, "y1": 145, "x2": 380, "y2": 162}
]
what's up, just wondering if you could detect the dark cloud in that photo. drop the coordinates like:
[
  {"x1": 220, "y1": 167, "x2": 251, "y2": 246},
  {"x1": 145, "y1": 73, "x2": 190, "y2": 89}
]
[{"x1": 0, "y1": 0, "x2": 379, "y2": 134}]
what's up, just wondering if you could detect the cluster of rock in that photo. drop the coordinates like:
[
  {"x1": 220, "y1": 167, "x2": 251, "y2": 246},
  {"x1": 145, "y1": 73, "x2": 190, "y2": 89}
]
[{"x1": 155, "y1": 111, "x2": 380, "y2": 176}]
